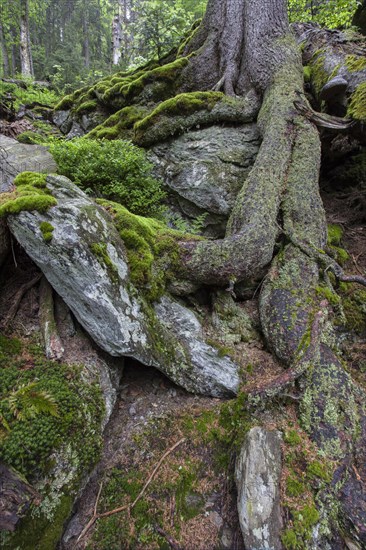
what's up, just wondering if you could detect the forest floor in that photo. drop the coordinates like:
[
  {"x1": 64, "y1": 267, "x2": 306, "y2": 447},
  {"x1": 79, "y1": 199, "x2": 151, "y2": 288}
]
[{"x1": 0, "y1": 150, "x2": 365, "y2": 549}]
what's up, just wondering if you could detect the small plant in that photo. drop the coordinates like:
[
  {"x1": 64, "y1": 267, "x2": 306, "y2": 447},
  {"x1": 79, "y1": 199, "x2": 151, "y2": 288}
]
[{"x1": 50, "y1": 138, "x2": 166, "y2": 218}]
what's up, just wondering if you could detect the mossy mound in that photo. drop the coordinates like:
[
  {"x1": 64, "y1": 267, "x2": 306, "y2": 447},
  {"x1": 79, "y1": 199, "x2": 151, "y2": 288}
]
[
  {"x1": 0, "y1": 172, "x2": 57, "y2": 219},
  {"x1": 0, "y1": 336, "x2": 104, "y2": 549},
  {"x1": 86, "y1": 105, "x2": 149, "y2": 140},
  {"x1": 134, "y1": 92, "x2": 256, "y2": 146}
]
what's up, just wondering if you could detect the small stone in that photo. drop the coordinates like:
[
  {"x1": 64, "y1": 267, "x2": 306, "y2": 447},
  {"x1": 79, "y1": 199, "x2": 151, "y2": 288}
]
[
  {"x1": 129, "y1": 405, "x2": 136, "y2": 416},
  {"x1": 208, "y1": 511, "x2": 223, "y2": 529}
]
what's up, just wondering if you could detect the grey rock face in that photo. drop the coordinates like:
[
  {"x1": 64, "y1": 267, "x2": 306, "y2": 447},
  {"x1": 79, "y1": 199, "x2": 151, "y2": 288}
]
[
  {"x1": 0, "y1": 135, "x2": 57, "y2": 191},
  {"x1": 150, "y1": 125, "x2": 260, "y2": 235},
  {"x1": 52, "y1": 110, "x2": 72, "y2": 134},
  {"x1": 235, "y1": 427, "x2": 283, "y2": 550},
  {"x1": 154, "y1": 296, "x2": 239, "y2": 396},
  {"x1": 8, "y1": 174, "x2": 148, "y2": 360},
  {"x1": 8, "y1": 175, "x2": 239, "y2": 397}
]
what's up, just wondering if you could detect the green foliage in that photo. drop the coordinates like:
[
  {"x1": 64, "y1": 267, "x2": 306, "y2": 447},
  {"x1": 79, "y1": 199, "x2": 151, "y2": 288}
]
[
  {"x1": 0, "y1": 338, "x2": 104, "y2": 479},
  {"x1": 129, "y1": 0, "x2": 207, "y2": 62},
  {"x1": 284, "y1": 429, "x2": 302, "y2": 446},
  {"x1": 0, "y1": 81, "x2": 60, "y2": 110},
  {"x1": 306, "y1": 460, "x2": 332, "y2": 482},
  {"x1": 286, "y1": 476, "x2": 306, "y2": 497},
  {"x1": 288, "y1": 0, "x2": 359, "y2": 28},
  {"x1": 50, "y1": 139, "x2": 166, "y2": 218}
]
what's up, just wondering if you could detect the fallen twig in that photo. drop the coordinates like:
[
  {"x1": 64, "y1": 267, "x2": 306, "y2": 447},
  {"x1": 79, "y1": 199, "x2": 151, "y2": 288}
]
[
  {"x1": 154, "y1": 524, "x2": 183, "y2": 550},
  {"x1": 77, "y1": 438, "x2": 186, "y2": 543}
]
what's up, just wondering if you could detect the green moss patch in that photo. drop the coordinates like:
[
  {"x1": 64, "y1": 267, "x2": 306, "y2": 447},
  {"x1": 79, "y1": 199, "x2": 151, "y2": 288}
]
[
  {"x1": 348, "y1": 81, "x2": 366, "y2": 121},
  {"x1": 39, "y1": 221, "x2": 54, "y2": 243},
  {"x1": 98, "y1": 199, "x2": 199, "y2": 300},
  {"x1": 0, "y1": 172, "x2": 57, "y2": 219},
  {"x1": 345, "y1": 54, "x2": 366, "y2": 73},
  {"x1": 87, "y1": 105, "x2": 149, "y2": 140}
]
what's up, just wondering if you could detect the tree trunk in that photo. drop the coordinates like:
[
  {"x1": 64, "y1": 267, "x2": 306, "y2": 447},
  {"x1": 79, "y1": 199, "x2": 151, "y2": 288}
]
[
  {"x1": 0, "y1": 22, "x2": 10, "y2": 77},
  {"x1": 111, "y1": 1, "x2": 123, "y2": 65},
  {"x1": 176, "y1": 0, "x2": 366, "y2": 543},
  {"x1": 19, "y1": 0, "x2": 33, "y2": 78}
]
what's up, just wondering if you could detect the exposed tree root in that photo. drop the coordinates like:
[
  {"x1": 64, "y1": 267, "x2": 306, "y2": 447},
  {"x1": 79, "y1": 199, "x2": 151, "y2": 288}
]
[{"x1": 39, "y1": 277, "x2": 64, "y2": 360}]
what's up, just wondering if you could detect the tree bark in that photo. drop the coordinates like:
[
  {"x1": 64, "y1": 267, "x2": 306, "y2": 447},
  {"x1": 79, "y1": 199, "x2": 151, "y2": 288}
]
[
  {"x1": 19, "y1": 0, "x2": 33, "y2": 78},
  {"x1": 0, "y1": 22, "x2": 10, "y2": 77}
]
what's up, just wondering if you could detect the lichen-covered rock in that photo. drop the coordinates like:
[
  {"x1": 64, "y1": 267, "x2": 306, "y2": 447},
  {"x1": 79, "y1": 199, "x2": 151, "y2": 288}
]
[
  {"x1": 8, "y1": 175, "x2": 239, "y2": 397},
  {"x1": 235, "y1": 427, "x2": 283, "y2": 550},
  {"x1": 0, "y1": 135, "x2": 57, "y2": 192},
  {"x1": 150, "y1": 125, "x2": 260, "y2": 236}
]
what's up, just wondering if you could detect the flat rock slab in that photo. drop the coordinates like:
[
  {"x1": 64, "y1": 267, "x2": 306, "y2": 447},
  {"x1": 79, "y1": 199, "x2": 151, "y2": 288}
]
[
  {"x1": 0, "y1": 135, "x2": 57, "y2": 192},
  {"x1": 235, "y1": 427, "x2": 283, "y2": 550}
]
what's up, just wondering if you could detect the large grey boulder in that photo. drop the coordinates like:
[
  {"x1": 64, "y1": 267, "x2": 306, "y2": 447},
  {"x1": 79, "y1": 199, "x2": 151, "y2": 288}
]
[
  {"x1": 150, "y1": 124, "x2": 260, "y2": 236},
  {"x1": 235, "y1": 427, "x2": 283, "y2": 550},
  {"x1": 0, "y1": 135, "x2": 57, "y2": 191},
  {"x1": 8, "y1": 174, "x2": 239, "y2": 397}
]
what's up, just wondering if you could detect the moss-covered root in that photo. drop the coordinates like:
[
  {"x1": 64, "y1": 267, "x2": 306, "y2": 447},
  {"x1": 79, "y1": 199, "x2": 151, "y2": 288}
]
[
  {"x1": 260, "y1": 245, "x2": 366, "y2": 545},
  {"x1": 39, "y1": 277, "x2": 64, "y2": 360},
  {"x1": 177, "y1": 66, "x2": 303, "y2": 286},
  {"x1": 133, "y1": 91, "x2": 258, "y2": 147}
]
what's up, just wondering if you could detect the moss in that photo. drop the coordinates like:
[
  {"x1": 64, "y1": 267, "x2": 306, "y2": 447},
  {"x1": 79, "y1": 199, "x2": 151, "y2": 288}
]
[
  {"x1": 348, "y1": 81, "x2": 366, "y2": 121},
  {"x1": 341, "y1": 288, "x2": 366, "y2": 334},
  {"x1": 303, "y1": 65, "x2": 311, "y2": 83},
  {"x1": 86, "y1": 105, "x2": 149, "y2": 140},
  {"x1": 54, "y1": 94, "x2": 73, "y2": 111},
  {"x1": 306, "y1": 460, "x2": 332, "y2": 483},
  {"x1": 284, "y1": 429, "x2": 302, "y2": 446},
  {"x1": 0, "y1": 172, "x2": 57, "y2": 219},
  {"x1": 101, "y1": 57, "x2": 190, "y2": 109},
  {"x1": 316, "y1": 285, "x2": 341, "y2": 307},
  {"x1": 74, "y1": 99, "x2": 98, "y2": 114},
  {"x1": 286, "y1": 476, "x2": 306, "y2": 497},
  {"x1": 39, "y1": 221, "x2": 54, "y2": 243},
  {"x1": 17, "y1": 131, "x2": 45, "y2": 145},
  {"x1": 134, "y1": 91, "x2": 223, "y2": 136},
  {"x1": 0, "y1": 335, "x2": 105, "y2": 548},
  {"x1": 327, "y1": 224, "x2": 343, "y2": 246},
  {"x1": 90, "y1": 242, "x2": 119, "y2": 284},
  {"x1": 98, "y1": 199, "x2": 200, "y2": 301},
  {"x1": 282, "y1": 528, "x2": 298, "y2": 549},
  {"x1": 5, "y1": 494, "x2": 73, "y2": 550},
  {"x1": 345, "y1": 54, "x2": 366, "y2": 73},
  {"x1": 310, "y1": 52, "x2": 329, "y2": 96}
]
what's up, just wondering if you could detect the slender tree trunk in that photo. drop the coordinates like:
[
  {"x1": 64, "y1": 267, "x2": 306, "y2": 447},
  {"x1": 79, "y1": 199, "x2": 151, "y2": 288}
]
[
  {"x1": 82, "y1": 2, "x2": 90, "y2": 69},
  {"x1": 0, "y1": 22, "x2": 10, "y2": 77},
  {"x1": 19, "y1": 0, "x2": 33, "y2": 78},
  {"x1": 111, "y1": 0, "x2": 122, "y2": 65}
]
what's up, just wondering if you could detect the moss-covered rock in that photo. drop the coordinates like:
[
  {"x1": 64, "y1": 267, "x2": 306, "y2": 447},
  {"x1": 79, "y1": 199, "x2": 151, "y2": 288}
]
[
  {"x1": 348, "y1": 81, "x2": 366, "y2": 121},
  {"x1": 0, "y1": 172, "x2": 57, "y2": 219}
]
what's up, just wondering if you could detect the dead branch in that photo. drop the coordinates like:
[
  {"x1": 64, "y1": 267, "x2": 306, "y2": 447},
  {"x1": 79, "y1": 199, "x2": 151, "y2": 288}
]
[
  {"x1": 154, "y1": 524, "x2": 183, "y2": 550},
  {"x1": 77, "y1": 438, "x2": 186, "y2": 543}
]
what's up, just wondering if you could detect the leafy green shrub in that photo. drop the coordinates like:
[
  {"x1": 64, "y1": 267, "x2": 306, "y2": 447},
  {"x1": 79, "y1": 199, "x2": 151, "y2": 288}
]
[
  {"x1": 0, "y1": 81, "x2": 60, "y2": 110},
  {"x1": 50, "y1": 138, "x2": 166, "y2": 217}
]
